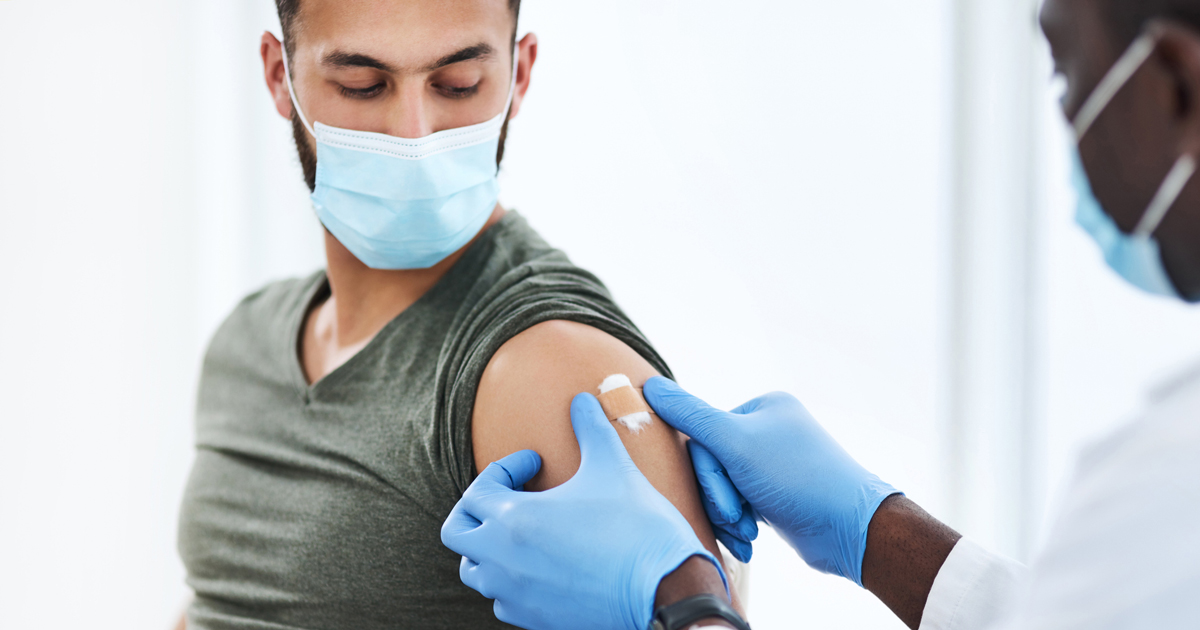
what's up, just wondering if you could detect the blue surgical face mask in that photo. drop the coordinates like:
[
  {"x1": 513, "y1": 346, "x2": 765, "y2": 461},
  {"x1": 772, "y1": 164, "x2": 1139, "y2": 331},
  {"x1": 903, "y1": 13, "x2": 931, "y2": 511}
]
[
  {"x1": 282, "y1": 45, "x2": 518, "y2": 270},
  {"x1": 1070, "y1": 33, "x2": 1196, "y2": 299}
]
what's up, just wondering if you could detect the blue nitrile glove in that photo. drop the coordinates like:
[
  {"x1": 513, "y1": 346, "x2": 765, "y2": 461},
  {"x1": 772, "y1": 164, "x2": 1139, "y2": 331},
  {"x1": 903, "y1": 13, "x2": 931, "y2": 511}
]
[
  {"x1": 441, "y1": 393, "x2": 727, "y2": 630},
  {"x1": 644, "y1": 377, "x2": 901, "y2": 586}
]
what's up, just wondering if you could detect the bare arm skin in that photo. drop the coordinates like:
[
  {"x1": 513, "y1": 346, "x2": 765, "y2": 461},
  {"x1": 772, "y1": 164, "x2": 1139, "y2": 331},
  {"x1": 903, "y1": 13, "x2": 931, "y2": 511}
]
[
  {"x1": 473, "y1": 320, "x2": 740, "y2": 612},
  {"x1": 654, "y1": 556, "x2": 737, "y2": 628},
  {"x1": 861, "y1": 495, "x2": 962, "y2": 629}
]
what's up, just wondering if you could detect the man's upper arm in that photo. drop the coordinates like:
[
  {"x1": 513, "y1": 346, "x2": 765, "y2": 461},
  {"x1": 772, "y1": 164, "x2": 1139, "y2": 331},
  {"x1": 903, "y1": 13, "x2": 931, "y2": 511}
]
[{"x1": 472, "y1": 320, "x2": 726, "y2": 571}]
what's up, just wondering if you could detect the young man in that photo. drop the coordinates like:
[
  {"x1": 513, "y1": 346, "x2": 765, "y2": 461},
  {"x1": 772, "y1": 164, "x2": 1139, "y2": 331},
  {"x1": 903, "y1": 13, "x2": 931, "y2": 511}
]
[{"x1": 175, "y1": 0, "x2": 734, "y2": 628}]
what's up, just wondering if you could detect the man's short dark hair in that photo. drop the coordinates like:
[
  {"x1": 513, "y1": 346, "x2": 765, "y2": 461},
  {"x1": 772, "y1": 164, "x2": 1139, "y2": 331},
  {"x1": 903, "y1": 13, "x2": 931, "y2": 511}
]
[
  {"x1": 277, "y1": 0, "x2": 522, "y2": 56},
  {"x1": 1102, "y1": 0, "x2": 1200, "y2": 48}
]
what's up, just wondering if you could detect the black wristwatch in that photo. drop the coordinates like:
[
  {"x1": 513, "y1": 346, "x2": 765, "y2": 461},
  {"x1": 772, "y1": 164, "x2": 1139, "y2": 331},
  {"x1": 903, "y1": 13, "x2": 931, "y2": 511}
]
[{"x1": 648, "y1": 594, "x2": 751, "y2": 630}]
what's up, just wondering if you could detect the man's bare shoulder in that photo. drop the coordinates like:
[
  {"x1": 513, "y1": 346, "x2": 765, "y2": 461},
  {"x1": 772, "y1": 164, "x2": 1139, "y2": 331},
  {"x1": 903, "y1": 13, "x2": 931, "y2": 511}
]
[
  {"x1": 472, "y1": 320, "x2": 666, "y2": 489},
  {"x1": 470, "y1": 319, "x2": 732, "y2": 599},
  {"x1": 481, "y1": 320, "x2": 660, "y2": 397}
]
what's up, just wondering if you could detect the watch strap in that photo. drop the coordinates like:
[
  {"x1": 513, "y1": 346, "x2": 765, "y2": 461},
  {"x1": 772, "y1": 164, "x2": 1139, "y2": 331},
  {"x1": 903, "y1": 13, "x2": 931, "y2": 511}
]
[{"x1": 649, "y1": 594, "x2": 751, "y2": 630}]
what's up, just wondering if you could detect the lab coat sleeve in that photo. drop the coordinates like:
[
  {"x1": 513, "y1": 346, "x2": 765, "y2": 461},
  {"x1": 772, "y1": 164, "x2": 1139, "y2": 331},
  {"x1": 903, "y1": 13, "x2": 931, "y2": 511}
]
[{"x1": 918, "y1": 538, "x2": 1026, "y2": 630}]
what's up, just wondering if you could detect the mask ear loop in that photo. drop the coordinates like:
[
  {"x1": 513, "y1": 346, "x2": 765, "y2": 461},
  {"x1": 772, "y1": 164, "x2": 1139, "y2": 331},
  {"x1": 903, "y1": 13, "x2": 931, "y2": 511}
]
[
  {"x1": 1070, "y1": 29, "x2": 1196, "y2": 239},
  {"x1": 495, "y1": 43, "x2": 522, "y2": 125},
  {"x1": 1073, "y1": 32, "x2": 1157, "y2": 142},
  {"x1": 1135, "y1": 155, "x2": 1197, "y2": 238},
  {"x1": 279, "y1": 38, "x2": 316, "y2": 136}
]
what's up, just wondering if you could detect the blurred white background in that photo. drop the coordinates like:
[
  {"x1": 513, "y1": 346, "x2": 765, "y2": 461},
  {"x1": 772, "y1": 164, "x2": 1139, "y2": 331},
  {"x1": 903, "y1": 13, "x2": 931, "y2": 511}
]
[{"x1": 3, "y1": 1, "x2": 1200, "y2": 629}]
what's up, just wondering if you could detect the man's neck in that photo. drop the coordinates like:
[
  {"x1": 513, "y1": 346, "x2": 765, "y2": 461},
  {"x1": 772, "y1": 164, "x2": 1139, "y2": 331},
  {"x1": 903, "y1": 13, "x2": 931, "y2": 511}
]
[{"x1": 301, "y1": 205, "x2": 506, "y2": 385}]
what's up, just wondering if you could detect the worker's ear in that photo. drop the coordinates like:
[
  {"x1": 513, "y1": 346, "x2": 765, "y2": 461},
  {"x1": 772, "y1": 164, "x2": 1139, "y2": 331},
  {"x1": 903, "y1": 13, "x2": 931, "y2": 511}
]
[
  {"x1": 1148, "y1": 20, "x2": 1200, "y2": 156},
  {"x1": 261, "y1": 31, "x2": 294, "y2": 121},
  {"x1": 1141, "y1": 21, "x2": 1200, "y2": 300}
]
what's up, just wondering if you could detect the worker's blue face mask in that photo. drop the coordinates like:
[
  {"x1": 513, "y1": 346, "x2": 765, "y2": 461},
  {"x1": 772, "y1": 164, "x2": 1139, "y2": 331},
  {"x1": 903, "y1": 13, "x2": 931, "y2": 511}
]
[
  {"x1": 282, "y1": 46, "x2": 517, "y2": 270},
  {"x1": 1069, "y1": 33, "x2": 1195, "y2": 299}
]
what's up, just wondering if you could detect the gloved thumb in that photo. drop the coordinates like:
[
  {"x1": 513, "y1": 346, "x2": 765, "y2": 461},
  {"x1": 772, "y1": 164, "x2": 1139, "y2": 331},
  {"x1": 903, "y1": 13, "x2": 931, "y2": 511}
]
[
  {"x1": 643, "y1": 377, "x2": 731, "y2": 450},
  {"x1": 570, "y1": 393, "x2": 637, "y2": 471}
]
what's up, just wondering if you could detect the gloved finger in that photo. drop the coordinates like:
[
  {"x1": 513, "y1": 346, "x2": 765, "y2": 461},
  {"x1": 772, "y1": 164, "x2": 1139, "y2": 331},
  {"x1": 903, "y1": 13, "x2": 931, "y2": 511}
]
[
  {"x1": 570, "y1": 393, "x2": 638, "y2": 471},
  {"x1": 730, "y1": 394, "x2": 767, "y2": 416},
  {"x1": 494, "y1": 599, "x2": 542, "y2": 630},
  {"x1": 441, "y1": 503, "x2": 506, "y2": 565},
  {"x1": 698, "y1": 484, "x2": 732, "y2": 530},
  {"x1": 726, "y1": 502, "x2": 760, "y2": 542},
  {"x1": 493, "y1": 450, "x2": 543, "y2": 491},
  {"x1": 493, "y1": 600, "x2": 517, "y2": 630},
  {"x1": 462, "y1": 451, "x2": 543, "y2": 511},
  {"x1": 714, "y1": 528, "x2": 754, "y2": 564},
  {"x1": 688, "y1": 440, "x2": 743, "y2": 525},
  {"x1": 440, "y1": 499, "x2": 484, "y2": 557},
  {"x1": 484, "y1": 450, "x2": 544, "y2": 493},
  {"x1": 459, "y1": 555, "x2": 498, "y2": 600},
  {"x1": 732, "y1": 390, "x2": 804, "y2": 416},
  {"x1": 643, "y1": 377, "x2": 731, "y2": 449},
  {"x1": 710, "y1": 504, "x2": 758, "y2": 547}
]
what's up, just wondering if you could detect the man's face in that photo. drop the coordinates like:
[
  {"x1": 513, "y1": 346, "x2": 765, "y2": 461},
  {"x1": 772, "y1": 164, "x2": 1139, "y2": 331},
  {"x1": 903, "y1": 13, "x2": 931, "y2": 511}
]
[{"x1": 262, "y1": 0, "x2": 533, "y2": 189}]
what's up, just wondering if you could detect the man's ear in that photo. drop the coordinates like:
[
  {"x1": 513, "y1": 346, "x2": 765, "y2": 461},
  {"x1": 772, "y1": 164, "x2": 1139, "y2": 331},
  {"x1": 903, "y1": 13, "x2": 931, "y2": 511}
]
[
  {"x1": 507, "y1": 33, "x2": 539, "y2": 121},
  {"x1": 261, "y1": 31, "x2": 294, "y2": 121},
  {"x1": 1150, "y1": 20, "x2": 1200, "y2": 156}
]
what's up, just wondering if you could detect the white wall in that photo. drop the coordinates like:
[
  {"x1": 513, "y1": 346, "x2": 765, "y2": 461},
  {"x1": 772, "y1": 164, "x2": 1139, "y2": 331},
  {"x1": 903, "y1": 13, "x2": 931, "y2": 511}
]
[
  {"x1": 4, "y1": 1, "x2": 1200, "y2": 629},
  {"x1": 944, "y1": 0, "x2": 1049, "y2": 559},
  {"x1": 0, "y1": 1, "x2": 198, "y2": 628}
]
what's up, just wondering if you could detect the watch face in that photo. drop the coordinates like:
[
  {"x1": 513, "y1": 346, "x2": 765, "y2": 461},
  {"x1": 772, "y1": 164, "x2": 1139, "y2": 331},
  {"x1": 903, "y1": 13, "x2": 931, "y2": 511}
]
[{"x1": 649, "y1": 621, "x2": 666, "y2": 630}]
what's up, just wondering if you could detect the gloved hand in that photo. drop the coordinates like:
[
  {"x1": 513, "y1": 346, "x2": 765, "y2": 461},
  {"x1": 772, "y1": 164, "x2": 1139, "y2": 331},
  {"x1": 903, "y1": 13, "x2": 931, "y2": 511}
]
[
  {"x1": 644, "y1": 377, "x2": 901, "y2": 586},
  {"x1": 441, "y1": 393, "x2": 726, "y2": 630}
]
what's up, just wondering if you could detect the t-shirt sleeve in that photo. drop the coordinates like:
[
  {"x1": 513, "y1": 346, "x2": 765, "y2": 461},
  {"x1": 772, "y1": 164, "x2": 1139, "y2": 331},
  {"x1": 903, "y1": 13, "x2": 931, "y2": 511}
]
[{"x1": 435, "y1": 257, "x2": 674, "y2": 495}]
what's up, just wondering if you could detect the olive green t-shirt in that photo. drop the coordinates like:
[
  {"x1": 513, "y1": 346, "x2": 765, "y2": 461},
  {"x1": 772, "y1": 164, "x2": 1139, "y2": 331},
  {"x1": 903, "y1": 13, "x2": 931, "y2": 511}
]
[{"x1": 178, "y1": 212, "x2": 673, "y2": 629}]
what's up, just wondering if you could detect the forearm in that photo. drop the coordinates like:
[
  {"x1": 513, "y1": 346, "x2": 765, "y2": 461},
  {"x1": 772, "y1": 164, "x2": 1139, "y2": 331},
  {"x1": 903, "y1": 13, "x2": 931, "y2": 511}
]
[
  {"x1": 861, "y1": 495, "x2": 962, "y2": 629},
  {"x1": 655, "y1": 556, "x2": 736, "y2": 629}
]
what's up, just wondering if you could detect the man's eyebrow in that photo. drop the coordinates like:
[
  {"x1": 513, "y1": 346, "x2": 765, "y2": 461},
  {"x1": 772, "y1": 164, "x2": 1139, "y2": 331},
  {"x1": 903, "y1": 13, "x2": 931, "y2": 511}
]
[
  {"x1": 424, "y1": 43, "x2": 496, "y2": 72},
  {"x1": 322, "y1": 51, "x2": 397, "y2": 73},
  {"x1": 320, "y1": 44, "x2": 497, "y2": 74}
]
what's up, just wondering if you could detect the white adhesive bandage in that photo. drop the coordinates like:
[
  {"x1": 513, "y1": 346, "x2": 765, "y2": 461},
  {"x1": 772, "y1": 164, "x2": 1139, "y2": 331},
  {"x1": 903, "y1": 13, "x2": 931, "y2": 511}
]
[{"x1": 597, "y1": 374, "x2": 654, "y2": 434}]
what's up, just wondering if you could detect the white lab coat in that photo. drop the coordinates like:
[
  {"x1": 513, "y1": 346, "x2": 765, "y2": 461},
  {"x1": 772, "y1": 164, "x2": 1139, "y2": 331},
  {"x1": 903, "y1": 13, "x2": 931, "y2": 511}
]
[{"x1": 919, "y1": 364, "x2": 1200, "y2": 630}]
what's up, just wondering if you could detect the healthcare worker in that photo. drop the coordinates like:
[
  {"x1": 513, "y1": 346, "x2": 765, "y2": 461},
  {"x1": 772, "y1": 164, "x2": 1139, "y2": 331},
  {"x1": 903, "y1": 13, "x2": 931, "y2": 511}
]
[{"x1": 441, "y1": 1, "x2": 1200, "y2": 628}]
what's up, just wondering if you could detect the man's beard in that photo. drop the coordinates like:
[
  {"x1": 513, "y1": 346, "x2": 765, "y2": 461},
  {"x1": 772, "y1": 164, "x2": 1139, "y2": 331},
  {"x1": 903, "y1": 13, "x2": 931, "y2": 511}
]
[
  {"x1": 290, "y1": 113, "x2": 319, "y2": 193},
  {"x1": 290, "y1": 111, "x2": 512, "y2": 194}
]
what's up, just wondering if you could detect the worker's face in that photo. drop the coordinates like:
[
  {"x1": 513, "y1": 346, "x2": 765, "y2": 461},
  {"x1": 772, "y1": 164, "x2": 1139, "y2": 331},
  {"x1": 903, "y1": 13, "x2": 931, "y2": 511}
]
[
  {"x1": 1041, "y1": 0, "x2": 1200, "y2": 298},
  {"x1": 260, "y1": 0, "x2": 537, "y2": 190}
]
